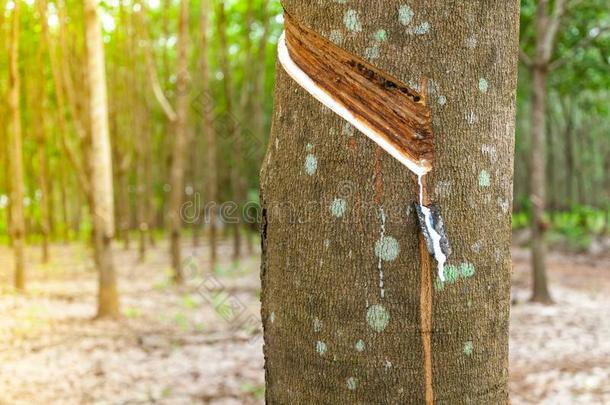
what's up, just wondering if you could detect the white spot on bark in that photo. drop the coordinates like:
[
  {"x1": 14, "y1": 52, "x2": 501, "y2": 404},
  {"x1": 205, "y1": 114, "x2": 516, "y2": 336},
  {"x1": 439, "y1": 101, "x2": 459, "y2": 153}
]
[
  {"x1": 375, "y1": 236, "x2": 399, "y2": 262},
  {"x1": 367, "y1": 304, "x2": 390, "y2": 332},
  {"x1": 478, "y1": 78, "x2": 489, "y2": 93},
  {"x1": 398, "y1": 4, "x2": 414, "y2": 26},
  {"x1": 342, "y1": 122, "x2": 354, "y2": 137},
  {"x1": 270, "y1": 311, "x2": 276, "y2": 323},
  {"x1": 465, "y1": 36, "x2": 477, "y2": 49},
  {"x1": 364, "y1": 44, "x2": 380, "y2": 60},
  {"x1": 437, "y1": 95, "x2": 447, "y2": 106},
  {"x1": 481, "y1": 144, "x2": 498, "y2": 163},
  {"x1": 479, "y1": 170, "x2": 491, "y2": 187},
  {"x1": 344, "y1": 9, "x2": 362, "y2": 32},
  {"x1": 329, "y1": 29, "x2": 344, "y2": 45},
  {"x1": 305, "y1": 154, "x2": 318, "y2": 175},
  {"x1": 471, "y1": 240, "x2": 483, "y2": 253},
  {"x1": 466, "y1": 111, "x2": 478, "y2": 125},
  {"x1": 330, "y1": 198, "x2": 347, "y2": 218},
  {"x1": 346, "y1": 377, "x2": 358, "y2": 390},
  {"x1": 316, "y1": 341, "x2": 327, "y2": 356},
  {"x1": 355, "y1": 339, "x2": 365, "y2": 352},
  {"x1": 313, "y1": 317, "x2": 322, "y2": 332},
  {"x1": 463, "y1": 341, "x2": 474, "y2": 356},
  {"x1": 413, "y1": 22, "x2": 430, "y2": 35}
]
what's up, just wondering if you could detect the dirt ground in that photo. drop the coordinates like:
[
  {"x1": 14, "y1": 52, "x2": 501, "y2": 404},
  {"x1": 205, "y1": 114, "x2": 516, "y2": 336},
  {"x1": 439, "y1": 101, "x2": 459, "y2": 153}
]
[{"x1": 0, "y1": 238, "x2": 608, "y2": 404}]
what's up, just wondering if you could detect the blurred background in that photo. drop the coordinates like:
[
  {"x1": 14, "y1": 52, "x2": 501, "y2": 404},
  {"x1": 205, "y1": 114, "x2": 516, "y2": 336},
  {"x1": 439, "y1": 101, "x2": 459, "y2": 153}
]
[{"x1": 0, "y1": 0, "x2": 608, "y2": 403}]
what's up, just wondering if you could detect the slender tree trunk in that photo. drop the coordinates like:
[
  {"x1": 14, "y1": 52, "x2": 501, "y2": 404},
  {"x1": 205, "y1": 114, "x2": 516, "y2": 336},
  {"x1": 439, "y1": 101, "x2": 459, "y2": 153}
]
[
  {"x1": 168, "y1": 0, "x2": 190, "y2": 283},
  {"x1": 8, "y1": 0, "x2": 26, "y2": 290},
  {"x1": 525, "y1": 0, "x2": 566, "y2": 303},
  {"x1": 217, "y1": 0, "x2": 243, "y2": 260},
  {"x1": 261, "y1": 2, "x2": 519, "y2": 402},
  {"x1": 530, "y1": 67, "x2": 552, "y2": 303},
  {"x1": 36, "y1": 96, "x2": 51, "y2": 263},
  {"x1": 199, "y1": 0, "x2": 218, "y2": 270},
  {"x1": 84, "y1": 0, "x2": 120, "y2": 318}
]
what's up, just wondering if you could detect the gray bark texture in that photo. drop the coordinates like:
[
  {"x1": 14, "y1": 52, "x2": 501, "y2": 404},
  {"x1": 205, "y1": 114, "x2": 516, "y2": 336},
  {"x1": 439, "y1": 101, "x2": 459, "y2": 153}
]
[{"x1": 260, "y1": 1, "x2": 520, "y2": 403}]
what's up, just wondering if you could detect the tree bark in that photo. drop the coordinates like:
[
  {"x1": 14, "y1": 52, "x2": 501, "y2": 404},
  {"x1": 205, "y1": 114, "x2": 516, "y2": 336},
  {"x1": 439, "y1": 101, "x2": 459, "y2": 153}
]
[
  {"x1": 84, "y1": 0, "x2": 120, "y2": 318},
  {"x1": 199, "y1": 0, "x2": 218, "y2": 269},
  {"x1": 168, "y1": 0, "x2": 190, "y2": 283},
  {"x1": 8, "y1": 0, "x2": 26, "y2": 290},
  {"x1": 261, "y1": 1, "x2": 519, "y2": 403}
]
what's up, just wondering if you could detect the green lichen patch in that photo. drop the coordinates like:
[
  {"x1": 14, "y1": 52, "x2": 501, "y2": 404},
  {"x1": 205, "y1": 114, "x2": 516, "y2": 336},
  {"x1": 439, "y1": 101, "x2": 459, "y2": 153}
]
[
  {"x1": 374, "y1": 236, "x2": 400, "y2": 262},
  {"x1": 330, "y1": 198, "x2": 347, "y2": 218},
  {"x1": 344, "y1": 10, "x2": 362, "y2": 32},
  {"x1": 366, "y1": 304, "x2": 390, "y2": 332},
  {"x1": 479, "y1": 170, "x2": 491, "y2": 187},
  {"x1": 304, "y1": 154, "x2": 318, "y2": 176},
  {"x1": 460, "y1": 262, "x2": 475, "y2": 278},
  {"x1": 398, "y1": 4, "x2": 414, "y2": 26},
  {"x1": 355, "y1": 339, "x2": 365, "y2": 352},
  {"x1": 463, "y1": 340, "x2": 474, "y2": 356},
  {"x1": 316, "y1": 341, "x2": 327, "y2": 356}
]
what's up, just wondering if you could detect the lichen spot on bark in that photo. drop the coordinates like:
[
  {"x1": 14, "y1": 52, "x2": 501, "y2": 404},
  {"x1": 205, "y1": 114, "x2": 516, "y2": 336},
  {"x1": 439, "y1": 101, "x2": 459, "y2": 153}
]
[
  {"x1": 329, "y1": 29, "x2": 344, "y2": 45},
  {"x1": 346, "y1": 377, "x2": 358, "y2": 391},
  {"x1": 479, "y1": 170, "x2": 491, "y2": 187},
  {"x1": 342, "y1": 122, "x2": 354, "y2": 137},
  {"x1": 365, "y1": 45, "x2": 380, "y2": 60},
  {"x1": 444, "y1": 265, "x2": 459, "y2": 284},
  {"x1": 269, "y1": 311, "x2": 276, "y2": 323},
  {"x1": 355, "y1": 339, "x2": 365, "y2": 352},
  {"x1": 413, "y1": 22, "x2": 430, "y2": 35},
  {"x1": 313, "y1": 317, "x2": 322, "y2": 333},
  {"x1": 330, "y1": 198, "x2": 347, "y2": 218},
  {"x1": 398, "y1": 4, "x2": 414, "y2": 26},
  {"x1": 375, "y1": 236, "x2": 400, "y2": 262},
  {"x1": 460, "y1": 262, "x2": 476, "y2": 278},
  {"x1": 316, "y1": 341, "x2": 327, "y2": 356},
  {"x1": 304, "y1": 154, "x2": 318, "y2": 176},
  {"x1": 437, "y1": 95, "x2": 447, "y2": 106},
  {"x1": 479, "y1": 78, "x2": 489, "y2": 93},
  {"x1": 366, "y1": 304, "x2": 390, "y2": 332},
  {"x1": 374, "y1": 29, "x2": 388, "y2": 42},
  {"x1": 463, "y1": 341, "x2": 474, "y2": 356},
  {"x1": 344, "y1": 10, "x2": 362, "y2": 32}
]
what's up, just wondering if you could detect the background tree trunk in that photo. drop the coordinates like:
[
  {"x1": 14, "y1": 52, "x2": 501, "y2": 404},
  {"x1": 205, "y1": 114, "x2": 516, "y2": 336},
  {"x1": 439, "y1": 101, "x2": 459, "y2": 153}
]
[
  {"x1": 84, "y1": 0, "x2": 120, "y2": 318},
  {"x1": 8, "y1": 0, "x2": 26, "y2": 290},
  {"x1": 525, "y1": 0, "x2": 566, "y2": 304},
  {"x1": 261, "y1": 1, "x2": 519, "y2": 402},
  {"x1": 216, "y1": 0, "x2": 243, "y2": 261},
  {"x1": 168, "y1": 0, "x2": 190, "y2": 283},
  {"x1": 199, "y1": 0, "x2": 218, "y2": 270}
]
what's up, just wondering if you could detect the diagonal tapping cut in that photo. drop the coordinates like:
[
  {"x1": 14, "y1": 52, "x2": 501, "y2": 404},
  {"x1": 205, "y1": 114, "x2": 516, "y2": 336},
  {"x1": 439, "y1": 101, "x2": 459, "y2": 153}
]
[{"x1": 278, "y1": 10, "x2": 434, "y2": 176}]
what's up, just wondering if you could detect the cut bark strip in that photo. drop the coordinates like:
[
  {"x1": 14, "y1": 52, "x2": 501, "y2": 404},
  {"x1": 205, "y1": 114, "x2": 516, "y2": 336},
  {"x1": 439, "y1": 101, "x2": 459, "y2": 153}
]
[{"x1": 280, "y1": 10, "x2": 434, "y2": 175}]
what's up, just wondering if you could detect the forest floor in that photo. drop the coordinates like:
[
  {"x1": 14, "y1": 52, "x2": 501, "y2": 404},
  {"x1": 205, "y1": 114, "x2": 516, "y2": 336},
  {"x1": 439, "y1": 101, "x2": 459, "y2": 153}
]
[{"x1": 0, "y1": 238, "x2": 608, "y2": 404}]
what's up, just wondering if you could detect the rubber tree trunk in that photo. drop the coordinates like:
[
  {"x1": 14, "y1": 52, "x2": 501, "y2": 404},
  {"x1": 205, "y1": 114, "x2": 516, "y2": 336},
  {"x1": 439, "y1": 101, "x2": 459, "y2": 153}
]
[
  {"x1": 168, "y1": 0, "x2": 190, "y2": 283},
  {"x1": 260, "y1": 1, "x2": 519, "y2": 403},
  {"x1": 8, "y1": 0, "x2": 26, "y2": 290},
  {"x1": 199, "y1": 0, "x2": 218, "y2": 270},
  {"x1": 529, "y1": 67, "x2": 552, "y2": 303},
  {"x1": 216, "y1": 0, "x2": 244, "y2": 261},
  {"x1": 84, "y1": 0, "x2": 120, "y2": 318}
]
